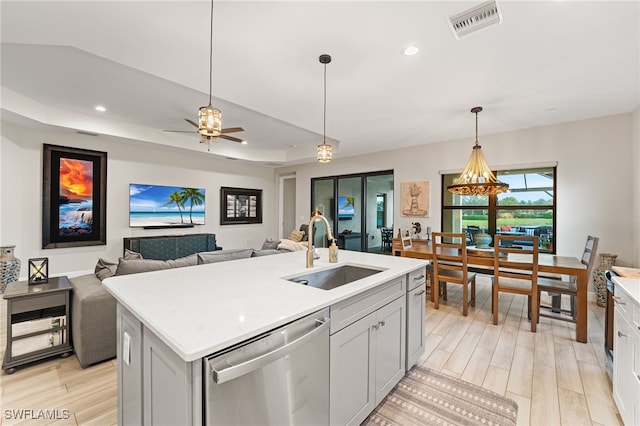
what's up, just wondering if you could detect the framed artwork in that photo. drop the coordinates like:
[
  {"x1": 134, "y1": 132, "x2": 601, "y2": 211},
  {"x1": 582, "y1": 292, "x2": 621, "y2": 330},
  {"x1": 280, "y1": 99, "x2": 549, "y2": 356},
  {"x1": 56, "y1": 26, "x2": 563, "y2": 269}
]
[
  {"x1": 220, "y1": 187, "x2": 262, "y2": 225},
  {"x1": 401, "y1": 181, "x2": 430, "y2": 217},
  {"x1": 42, "y1": 144, "x2": 107, "y2": 248},
  {"x1": 400, "y1": 227, "x2": 413, "y2": 250}
]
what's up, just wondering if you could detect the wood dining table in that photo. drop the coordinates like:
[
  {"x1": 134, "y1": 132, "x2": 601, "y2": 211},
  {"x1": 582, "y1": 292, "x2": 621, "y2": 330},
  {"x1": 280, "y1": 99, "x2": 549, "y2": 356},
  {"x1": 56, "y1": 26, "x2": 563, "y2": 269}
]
[{"x1": 395, "y1": 240, "x2": 589, "y2": 343}]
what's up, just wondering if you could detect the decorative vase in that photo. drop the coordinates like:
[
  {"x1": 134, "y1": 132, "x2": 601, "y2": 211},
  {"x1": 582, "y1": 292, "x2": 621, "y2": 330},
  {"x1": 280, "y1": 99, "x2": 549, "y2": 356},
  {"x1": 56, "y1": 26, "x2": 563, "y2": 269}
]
[
  {"x1": 474, "y1": 233, "x2": 492, "y2": 249},
  {"x1": 593, "y1": 253, "x2": 616, "y2": 307},
  {"x1": 0, "y1": 245, "x2": 21, "y2": 293}
]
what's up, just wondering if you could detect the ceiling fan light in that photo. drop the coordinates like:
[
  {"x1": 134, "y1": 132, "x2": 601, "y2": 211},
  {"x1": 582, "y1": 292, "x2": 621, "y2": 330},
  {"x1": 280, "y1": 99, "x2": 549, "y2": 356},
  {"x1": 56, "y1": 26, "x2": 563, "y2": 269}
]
[
  {"x1": 198, "y1": 105, "x2": 222, "y2": 137},
  {"x1": 317, "y1": 142, "x2": 332, "y2": 163}
]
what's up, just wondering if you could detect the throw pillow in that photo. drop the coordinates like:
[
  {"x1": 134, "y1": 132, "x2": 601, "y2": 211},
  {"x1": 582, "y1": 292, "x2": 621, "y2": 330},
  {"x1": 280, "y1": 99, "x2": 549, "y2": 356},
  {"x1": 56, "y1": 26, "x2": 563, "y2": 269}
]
[
  {"x1": 251, "y1": 249, "x2": 280, "y2": 257},
  {"x1": 197, "y1": 249, "x2": 255, "y2": 265},
  {"x1": 114, "y1": 255, "x2": 197, "y2": 276},
  {"x1": 261, "y1": 238, "x2": 280, "y2": 250},
  {"x1": 299, "y1": 224, "x2": 309, "y2": 241},
  {"x1": 277, "y1": 239, "x2": 307, "y2": 252},
  {"x1": 288, "y1": 230, "x2": 305, "y2": 242},
  {"x1": 95, "y1": 258, "x2": 118, "y2": 281},
  {"x1": 124, "y1": 249, "x2": 143, "y2": 259},
  {"x1": 115, "y1": 258, "x2": 173, "y2": 276}
]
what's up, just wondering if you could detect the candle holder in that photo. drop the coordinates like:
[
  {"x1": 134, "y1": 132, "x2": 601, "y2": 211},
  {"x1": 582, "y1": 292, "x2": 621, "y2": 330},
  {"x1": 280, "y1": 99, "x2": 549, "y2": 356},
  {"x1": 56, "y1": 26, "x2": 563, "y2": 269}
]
[{"x1": 28, "y1": 257, "x2": 49, "y2": 285}]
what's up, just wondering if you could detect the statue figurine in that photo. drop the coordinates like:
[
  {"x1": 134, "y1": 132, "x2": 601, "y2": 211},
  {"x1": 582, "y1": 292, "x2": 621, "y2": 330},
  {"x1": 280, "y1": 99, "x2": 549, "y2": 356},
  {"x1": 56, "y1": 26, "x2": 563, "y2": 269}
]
[{"x1": 411, "y1": 222, "x2": 422, "y2": 237}]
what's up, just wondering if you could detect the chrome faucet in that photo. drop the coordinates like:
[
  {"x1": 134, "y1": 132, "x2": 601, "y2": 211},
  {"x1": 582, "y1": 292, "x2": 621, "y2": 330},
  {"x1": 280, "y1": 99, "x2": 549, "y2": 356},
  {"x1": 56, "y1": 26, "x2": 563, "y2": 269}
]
[{"x1": 307, "y1": 211, "x2": 335, "y2": 268}]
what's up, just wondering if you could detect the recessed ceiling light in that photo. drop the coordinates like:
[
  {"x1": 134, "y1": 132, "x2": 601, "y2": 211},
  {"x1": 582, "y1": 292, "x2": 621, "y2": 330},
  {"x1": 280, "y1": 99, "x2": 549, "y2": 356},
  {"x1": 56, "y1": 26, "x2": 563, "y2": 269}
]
[
  {"x1": 95, "y1": 105, "x2": 106, "y2": 112},
  {"x1": 403, "y1": 46, "x2": 420, "y2": 56}
]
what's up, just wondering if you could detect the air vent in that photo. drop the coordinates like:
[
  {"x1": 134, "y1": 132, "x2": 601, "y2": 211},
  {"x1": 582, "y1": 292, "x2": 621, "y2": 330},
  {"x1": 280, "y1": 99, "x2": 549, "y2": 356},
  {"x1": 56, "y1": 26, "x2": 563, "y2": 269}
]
[{"x1": 448, "y1": 0, "x2": 502, "y2": 39}]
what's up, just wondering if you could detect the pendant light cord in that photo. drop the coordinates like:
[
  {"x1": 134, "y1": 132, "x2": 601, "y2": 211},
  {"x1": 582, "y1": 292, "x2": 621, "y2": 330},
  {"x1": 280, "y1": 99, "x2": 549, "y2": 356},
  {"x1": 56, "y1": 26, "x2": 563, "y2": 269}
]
[
  {"x1": 474, "y1": 110, "x2": 479, "y2": 146},
  {"x1": 208, "y1": 0, "x2": 214, "y2": 105},
  {"x1": 323, "y1": 62, "x2": 327, "y2": 143}
]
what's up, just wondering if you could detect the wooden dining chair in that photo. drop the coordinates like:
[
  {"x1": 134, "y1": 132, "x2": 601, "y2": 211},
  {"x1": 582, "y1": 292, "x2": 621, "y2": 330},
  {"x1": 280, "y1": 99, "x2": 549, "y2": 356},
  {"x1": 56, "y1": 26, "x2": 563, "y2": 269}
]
[
  {"x1": 431, "y1": 232, "x2": 476, "y2": 316},
  {"x1": 537, "y1": 235, "x2": 599, "y2": 322},
  {"x1": 493, "y1": 235, "x2": 539, "y2": 331}
]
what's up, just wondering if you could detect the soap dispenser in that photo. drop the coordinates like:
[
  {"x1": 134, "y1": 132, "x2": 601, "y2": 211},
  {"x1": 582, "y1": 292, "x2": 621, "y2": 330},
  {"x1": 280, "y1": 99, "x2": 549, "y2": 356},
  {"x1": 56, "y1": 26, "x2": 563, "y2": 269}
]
[{"x1": 329, "y1": 239, "x2": 339, "y2": 263}]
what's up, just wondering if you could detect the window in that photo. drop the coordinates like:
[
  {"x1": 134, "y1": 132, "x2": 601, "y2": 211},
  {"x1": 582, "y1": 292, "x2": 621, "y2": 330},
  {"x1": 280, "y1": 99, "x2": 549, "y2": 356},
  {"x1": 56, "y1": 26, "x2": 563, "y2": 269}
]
[
  {"x1": 442, "y1": 166, "x2": 556, "y2": 252},
  {"x1": 376, "y1": 194, "x2": 387, "y2": 228}
]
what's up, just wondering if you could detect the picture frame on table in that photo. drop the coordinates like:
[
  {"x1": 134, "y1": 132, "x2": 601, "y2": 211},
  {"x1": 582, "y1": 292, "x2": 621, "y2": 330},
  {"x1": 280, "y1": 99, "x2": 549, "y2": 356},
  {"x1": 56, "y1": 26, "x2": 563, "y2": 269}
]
[
  {"x1": 220, "y1": 187, "x2": 263, "y2": 225},
  {"x1": 42, "y1": 144, "x2": 107, "y2": 248}
]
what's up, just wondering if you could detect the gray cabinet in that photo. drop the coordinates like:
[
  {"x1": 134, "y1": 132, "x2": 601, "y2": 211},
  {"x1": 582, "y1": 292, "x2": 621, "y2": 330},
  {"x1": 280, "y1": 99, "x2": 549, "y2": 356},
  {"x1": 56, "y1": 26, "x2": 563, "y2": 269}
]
[
  {"x1": 613, "y1": 286, "x2": 640, "y2": 426},
  {"x1": 329, "y1": 281, "x2": 406, "y2": 426},
  {"x1": 115, "y1": 303, "x2": 202, "y2": 426},
  {"x1": 406, "y1": 268, "x2": 426, "y2": 369}
]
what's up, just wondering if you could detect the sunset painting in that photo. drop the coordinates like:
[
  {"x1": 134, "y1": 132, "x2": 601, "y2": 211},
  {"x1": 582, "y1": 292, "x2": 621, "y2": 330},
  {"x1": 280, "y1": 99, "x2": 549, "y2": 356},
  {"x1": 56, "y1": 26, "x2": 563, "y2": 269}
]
[
  {"x1": 43, "y1": 144, "x2": 106, "y2": 249},
  {"x1": 58, "y1": 158, "x2": 94, "y2": 236}
]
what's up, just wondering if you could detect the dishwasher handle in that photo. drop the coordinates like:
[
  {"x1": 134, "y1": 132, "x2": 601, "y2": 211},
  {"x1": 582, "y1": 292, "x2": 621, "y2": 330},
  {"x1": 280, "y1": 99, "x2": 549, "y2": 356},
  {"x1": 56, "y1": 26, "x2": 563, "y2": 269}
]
[{"x1": 210, "y1": 317, "x2": 330, "y2": 384}]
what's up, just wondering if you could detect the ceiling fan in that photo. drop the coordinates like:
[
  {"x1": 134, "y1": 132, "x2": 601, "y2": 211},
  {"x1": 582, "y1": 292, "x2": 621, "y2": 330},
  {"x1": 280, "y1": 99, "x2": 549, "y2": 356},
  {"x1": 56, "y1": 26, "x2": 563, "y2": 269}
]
[
  {"x1": 164, "y1": 119, "x2": 245, "y2": 144},
  {"x1": 164, "y1": 0, "x2": 245, "y2": 147}
]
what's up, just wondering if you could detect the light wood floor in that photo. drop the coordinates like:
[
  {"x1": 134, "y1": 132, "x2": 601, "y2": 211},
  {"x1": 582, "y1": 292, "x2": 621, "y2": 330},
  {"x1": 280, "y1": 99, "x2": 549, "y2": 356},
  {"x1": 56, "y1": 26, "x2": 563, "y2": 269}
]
[{"x1": 0, "y1": 275, "x2": 621, "y2": 425}]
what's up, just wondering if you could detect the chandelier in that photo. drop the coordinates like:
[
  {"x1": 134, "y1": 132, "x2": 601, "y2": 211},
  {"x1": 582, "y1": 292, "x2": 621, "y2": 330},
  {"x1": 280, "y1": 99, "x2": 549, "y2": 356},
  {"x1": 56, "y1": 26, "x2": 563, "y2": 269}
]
[
  {"x1": 198, "y1": 0, "x2": 222, "y2": 138},
  {"x1": 317, "y1": 54, "x2": 333, "y2": 163},
  {"x1": 447, "y1": 106, "x2": 509, "y2": 196}
]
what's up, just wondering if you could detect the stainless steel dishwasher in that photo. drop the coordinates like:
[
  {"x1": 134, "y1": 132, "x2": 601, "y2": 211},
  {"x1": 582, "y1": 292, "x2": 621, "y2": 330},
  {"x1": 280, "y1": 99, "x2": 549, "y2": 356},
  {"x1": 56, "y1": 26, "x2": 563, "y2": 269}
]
[{"x1": 204, "y1": 307, "x2": 330, "y2": 425}]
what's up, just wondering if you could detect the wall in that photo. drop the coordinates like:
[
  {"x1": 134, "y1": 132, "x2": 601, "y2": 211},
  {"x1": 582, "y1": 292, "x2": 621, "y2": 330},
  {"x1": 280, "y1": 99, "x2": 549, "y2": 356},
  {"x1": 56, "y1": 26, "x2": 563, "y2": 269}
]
[
  {"x1": 632, "y1": 106, "x2": 640, "y2": 267},
  {"x1": 0, "y1": 122, "x2": 276, "y2": 277},
  {"x1": 277, "y1": 112, "x2": 636, "y2": 279}
]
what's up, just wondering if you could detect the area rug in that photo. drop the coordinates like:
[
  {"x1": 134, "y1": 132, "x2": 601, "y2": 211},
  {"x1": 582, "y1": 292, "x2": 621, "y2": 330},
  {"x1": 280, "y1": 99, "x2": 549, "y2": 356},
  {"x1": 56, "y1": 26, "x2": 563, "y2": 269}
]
[{"x1": 363, "y1": 366, "x2": 518, "y2": 426}]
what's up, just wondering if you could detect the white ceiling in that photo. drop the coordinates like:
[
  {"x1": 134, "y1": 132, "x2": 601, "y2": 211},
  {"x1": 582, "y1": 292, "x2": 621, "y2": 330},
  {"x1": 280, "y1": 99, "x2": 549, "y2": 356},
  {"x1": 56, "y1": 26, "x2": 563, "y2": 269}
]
[{"x1": 2, "y1": 1, "x2": 639, "y2": 166}]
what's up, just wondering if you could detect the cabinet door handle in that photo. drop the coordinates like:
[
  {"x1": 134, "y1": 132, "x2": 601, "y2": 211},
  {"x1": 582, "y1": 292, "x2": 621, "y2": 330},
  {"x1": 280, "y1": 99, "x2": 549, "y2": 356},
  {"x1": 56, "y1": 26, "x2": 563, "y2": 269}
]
[
  {"x1": 372, "y1": 323, "x2": 380, "y2": 331},
  {"x1": 413, "y1": 274, "x2": 425, "y2": 281},
  {"x1": 414, "y1": 289, "x2": 426, "y2": 296},
  {"x1": 617, "y1": 330, "x2": 627, "y2": 338},
  {"x1": 379, "y1": 320, "x2": 385, "y2": 327},
  {"x1": 613, "y1": 296, "x2": 626, "y2": 305}
]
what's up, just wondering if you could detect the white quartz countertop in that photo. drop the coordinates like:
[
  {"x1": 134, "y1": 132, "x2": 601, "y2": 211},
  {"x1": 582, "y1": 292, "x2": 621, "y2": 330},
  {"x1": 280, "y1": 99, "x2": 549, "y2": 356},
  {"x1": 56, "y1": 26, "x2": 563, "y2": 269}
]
[
  {"x1": 613, "y1": 276, "x2": 640, "y2": 306},
  {"x1": 103, "y1": 249, "x2": 427, "y2": 362}
]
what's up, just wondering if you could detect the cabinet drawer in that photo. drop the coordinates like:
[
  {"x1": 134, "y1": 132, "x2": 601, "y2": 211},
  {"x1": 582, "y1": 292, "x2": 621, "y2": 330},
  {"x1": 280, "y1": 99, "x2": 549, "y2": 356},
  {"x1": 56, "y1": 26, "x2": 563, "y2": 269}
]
[
  {"x1": 407, "y1": 267, "x2": 426, "y2": 291},
  {"x1": 331, "y1": 277, "x2": 405, "y2": 334},
  {"x1": 11, "y1": 293, "x2": 66, "y2": 314},
  {"x1": 632, "y1": 300, "x2": 640, "y2": 331}
]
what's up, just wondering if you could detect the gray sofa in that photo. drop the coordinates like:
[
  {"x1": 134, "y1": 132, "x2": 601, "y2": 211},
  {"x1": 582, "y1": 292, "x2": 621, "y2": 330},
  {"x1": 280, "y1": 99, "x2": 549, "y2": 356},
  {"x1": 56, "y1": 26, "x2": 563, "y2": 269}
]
[{"x1": 69, "y1": 234, "x2": 282, "y2": 368}]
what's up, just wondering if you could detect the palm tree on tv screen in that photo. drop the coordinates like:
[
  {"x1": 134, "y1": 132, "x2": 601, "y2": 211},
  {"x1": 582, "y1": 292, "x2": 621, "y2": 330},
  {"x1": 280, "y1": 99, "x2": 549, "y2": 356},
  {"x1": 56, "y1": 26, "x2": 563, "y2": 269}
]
[
  {"x1": 181, "y1": 188, "x2": 205, "y2": 224},
  {"x1": 164, "y1": 191, "x2": 185, "y2": 223}
]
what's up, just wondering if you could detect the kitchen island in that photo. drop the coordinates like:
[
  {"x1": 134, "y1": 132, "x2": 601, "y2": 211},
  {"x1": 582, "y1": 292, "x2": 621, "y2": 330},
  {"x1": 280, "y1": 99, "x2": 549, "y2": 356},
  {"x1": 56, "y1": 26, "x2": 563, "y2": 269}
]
[{"x1": 104, "y1": 249, "x2": 428, "y2": 425}]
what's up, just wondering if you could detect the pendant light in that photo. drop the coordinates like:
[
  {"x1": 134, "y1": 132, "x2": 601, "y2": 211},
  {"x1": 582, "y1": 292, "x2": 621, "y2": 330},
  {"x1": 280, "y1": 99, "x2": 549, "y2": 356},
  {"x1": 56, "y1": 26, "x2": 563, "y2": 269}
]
[
  {"x1": 317, "y1": 54, "x2": 333, "y2": 163},
  {"x1": 447, "y1": 106, "x2": 509, "y2": 196},
  {"x1": 198, "y1": 0, "x2": 222, "y2": 138}
]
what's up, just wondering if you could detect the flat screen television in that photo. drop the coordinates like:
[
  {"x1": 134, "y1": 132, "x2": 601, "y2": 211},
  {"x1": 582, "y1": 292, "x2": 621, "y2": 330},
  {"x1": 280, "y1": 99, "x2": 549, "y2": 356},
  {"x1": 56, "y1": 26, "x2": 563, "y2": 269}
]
[
  {"x1": 337, "y1": 196, "x2": 355, "y2": 220},
  {"x1": 129, "y1": 183, "x2": 205, "y2": 228}
]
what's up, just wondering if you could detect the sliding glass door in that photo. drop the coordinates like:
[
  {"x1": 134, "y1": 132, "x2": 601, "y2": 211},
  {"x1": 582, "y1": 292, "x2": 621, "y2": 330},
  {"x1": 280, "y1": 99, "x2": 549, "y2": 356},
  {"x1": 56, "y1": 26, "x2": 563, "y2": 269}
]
[{"x1": 311, "y1": 170, "x2": 393, "y2": 253}]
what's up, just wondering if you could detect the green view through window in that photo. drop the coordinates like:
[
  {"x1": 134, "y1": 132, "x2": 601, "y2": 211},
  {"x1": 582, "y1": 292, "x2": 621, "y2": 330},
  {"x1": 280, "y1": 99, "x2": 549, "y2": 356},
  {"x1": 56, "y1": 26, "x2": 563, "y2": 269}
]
[{"x1": 441, "y1": 166, "x2": 556, "y2": 252}]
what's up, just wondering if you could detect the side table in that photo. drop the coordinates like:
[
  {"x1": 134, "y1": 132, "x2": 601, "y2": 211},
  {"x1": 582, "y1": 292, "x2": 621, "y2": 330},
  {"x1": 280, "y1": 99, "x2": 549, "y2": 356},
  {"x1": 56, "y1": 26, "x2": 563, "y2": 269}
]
[{"x1": 3, "y1": 276, "x2": 73, "y2": 374}]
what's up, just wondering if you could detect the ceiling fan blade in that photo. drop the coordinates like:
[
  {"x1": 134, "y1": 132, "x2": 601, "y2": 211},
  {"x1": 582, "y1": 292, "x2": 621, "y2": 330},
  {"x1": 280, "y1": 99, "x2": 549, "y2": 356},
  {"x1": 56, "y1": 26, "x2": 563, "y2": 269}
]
[
  {"x1": 163, "y1": 129, "x2": 196, "y2": 133},
  {"x1": 221, "y1": 127, "x2": 244, "y2": 134},
  {"x1": 184, "y1": 118, "x2": 199, "y2": 128},
  {"x1": 219, "y1": 134, "x2": 244, "y2": 143}
]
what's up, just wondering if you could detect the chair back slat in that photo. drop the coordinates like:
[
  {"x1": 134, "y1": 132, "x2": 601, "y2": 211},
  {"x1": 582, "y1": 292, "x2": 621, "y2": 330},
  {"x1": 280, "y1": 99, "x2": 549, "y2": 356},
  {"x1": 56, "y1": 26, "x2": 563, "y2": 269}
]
[
  {"x1": 493, "y1": 234, "x2": 539, "y2": 332},
  {"x1": 432, "y1": 232, "x2": 468, "y2": 282},
  {"x1": 582, "y1": 235, "x2": 599, "y2": 275}
]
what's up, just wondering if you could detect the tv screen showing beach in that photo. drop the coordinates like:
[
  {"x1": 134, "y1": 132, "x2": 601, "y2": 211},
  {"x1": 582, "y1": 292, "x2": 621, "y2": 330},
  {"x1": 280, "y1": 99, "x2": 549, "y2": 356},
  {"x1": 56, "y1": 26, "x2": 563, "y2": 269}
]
[{"x1": 129, "y1": 184, "x2": 205, "y2": 227}]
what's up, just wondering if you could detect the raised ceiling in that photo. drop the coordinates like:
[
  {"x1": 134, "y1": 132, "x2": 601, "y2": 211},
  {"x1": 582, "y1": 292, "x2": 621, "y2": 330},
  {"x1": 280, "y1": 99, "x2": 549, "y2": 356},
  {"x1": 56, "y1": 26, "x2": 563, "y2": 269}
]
[{"x1": 2, "y1": 1, "x2": 638, "y2": 166}]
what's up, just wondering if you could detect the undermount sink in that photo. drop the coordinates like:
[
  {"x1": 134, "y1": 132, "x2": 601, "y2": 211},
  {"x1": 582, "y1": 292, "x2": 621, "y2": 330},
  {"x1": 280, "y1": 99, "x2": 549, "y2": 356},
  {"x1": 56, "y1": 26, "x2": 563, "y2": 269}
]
[{"x1": 286, "y1": 264, "x2": 385, "y2": 291}]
